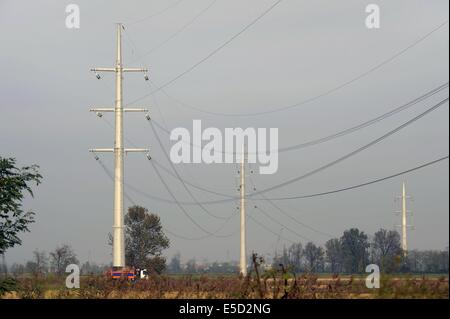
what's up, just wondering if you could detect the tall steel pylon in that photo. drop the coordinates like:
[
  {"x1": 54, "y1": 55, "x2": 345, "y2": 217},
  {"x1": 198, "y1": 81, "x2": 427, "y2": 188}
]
[
  {"x1": 239, "y1": 144, "x2": 247, "y2": 276},
  {"x1": 89, "y1": 23, "x2": 149, "y2": 269},
  {"x1": 395, "y1": 182, "x2": 413, "y2": 257}
]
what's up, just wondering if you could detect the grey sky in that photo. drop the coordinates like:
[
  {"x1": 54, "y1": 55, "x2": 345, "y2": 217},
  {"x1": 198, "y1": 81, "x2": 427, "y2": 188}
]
[{"x1": 0, "y1": 0, "x2": 448, "y2": 265}]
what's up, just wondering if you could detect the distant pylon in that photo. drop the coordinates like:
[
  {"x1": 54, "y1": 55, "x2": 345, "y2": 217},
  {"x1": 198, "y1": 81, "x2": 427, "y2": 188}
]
[
  {"x1": 395, "y1": 182, "x2": 413, "y2": 256},
  {"x1": 239, "y1": 144, "x2": 247, "y2": 277}
]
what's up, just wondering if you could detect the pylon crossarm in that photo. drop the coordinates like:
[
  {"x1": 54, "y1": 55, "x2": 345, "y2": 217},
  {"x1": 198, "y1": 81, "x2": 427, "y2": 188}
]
[
  {"x1": 125, "y1": 149, "x2": 149, "y2": 154},
  {"x1": 123, "y1": 68, "x2": 148, "y2": 72},
  {"x1": 90, "y1": 149, "x2": 114, "y2": 153},
  {"x1": 91, "y1": 68, "x2": 115, "y2": 72},
  {"x1": 90, "y1": 108, "x2": 115, "y2": 113},
  {"x1": 90, "y1": 108, "x2": 149, "y2": 113},
  {"x1": 124, "y1": 108, "x2": 149, "y2": 112}
]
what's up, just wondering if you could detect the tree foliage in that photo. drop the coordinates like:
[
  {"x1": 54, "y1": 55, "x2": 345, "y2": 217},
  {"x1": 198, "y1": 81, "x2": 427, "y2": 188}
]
[
  {"x1": 404, "y1": 248, "x2": 449, "y2": 273},
  {"x1": 168, "y1": 252, "x2": 182, "y2": 273},
  {"x1": 124, "y1": 205, "x2": 170, "y2": 273},
  {"x1": 340, "y1": 228, "x2": 370, "y2": 273},
  {"x1": 49, "y1": 244, "x2": 79, "y2": 275},
  {"x1": 288, "y1": 243, "x2": 302, "y2": 272},
  {"x1": 0, "y1": 157, "x2": 42, "y2": 254},
  {"x1": 325, "y1": 238, "x2": 342, "y2": 274},
  {"x1": 272, "y1": 228, "x2": 448, "y2": 275},
  {"x1": 372, "y1": 228, "x2": 403, "y2": 273},
  {"x1": 25, "y1": 250, "x2": 48, "y2": 277},
  {"x1": 303, "y1": 242, "x2": 324, "y2": 272}
]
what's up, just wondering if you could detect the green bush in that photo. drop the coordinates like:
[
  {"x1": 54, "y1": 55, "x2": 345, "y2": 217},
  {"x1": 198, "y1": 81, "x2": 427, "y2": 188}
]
[{"x1": 0, "y1": 277, "x2": 18, "y2": 295}]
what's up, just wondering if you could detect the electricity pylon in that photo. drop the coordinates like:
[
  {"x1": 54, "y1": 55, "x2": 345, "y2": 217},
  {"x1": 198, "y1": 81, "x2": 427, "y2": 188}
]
[
  {"x1": 239, "y1": 144, "x2": 247, "y2": 276},
  {"x1": 89, "y1": 23, "x2": 149, "y2": 269},
  {"x1": 395, "y1": 182, "x2": 413, "y2": 257}
]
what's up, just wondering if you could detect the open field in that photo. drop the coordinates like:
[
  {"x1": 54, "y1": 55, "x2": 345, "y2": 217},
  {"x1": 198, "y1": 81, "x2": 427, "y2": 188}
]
[{"x1": 1, "y1": 274, "x2": 448, "y2": 299}]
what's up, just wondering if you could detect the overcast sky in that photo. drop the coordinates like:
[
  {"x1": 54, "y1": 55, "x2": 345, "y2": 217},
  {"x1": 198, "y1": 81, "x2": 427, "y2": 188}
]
[{"x1": 0, "y1": 0, "x2": 448, "y2": 266}]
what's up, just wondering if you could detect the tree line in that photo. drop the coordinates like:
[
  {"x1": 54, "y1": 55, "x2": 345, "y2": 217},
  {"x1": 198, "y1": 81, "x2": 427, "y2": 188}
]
[
  {"x1": 273, "y1": 228, "x2": 449, "y2": 274},
  {"x1": 1, "y1": 244, "x2": 103, "y2": 278}
]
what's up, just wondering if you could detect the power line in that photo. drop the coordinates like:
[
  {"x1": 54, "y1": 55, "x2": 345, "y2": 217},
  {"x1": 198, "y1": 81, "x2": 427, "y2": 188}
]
[
  {"x1": 251, "y1": 200, "x2": 315, "y2": 242},
  {"x1": 267, "y1": 155, "x2": 449, "y2": 201},
  {"x1": 270, "y1": 228, "x2": 284, "y2": 254},
  {"x1": 101, "y1": 114, "x2": 226, "y2": 197},
  {"x1": 137, "y1": 21, "x2": 448, "y2": 116},
  {"x1": 92, "y1": 153, "x2": 137, "y2": 206},
  {"x1": 98, "y1": 115, "x2": 237, "y2": 201},
  {"x1": 90, "y1": 23, "x2": 236, "y2": 242},
  {"x1": 96, "y1": 113, "x2": 448, "y2": 235},
  {"x1": 150, "y1": 82, "x2": 448, "y2": 154},
  {"x1": 142, "y1": 84, "x2": 448, "y2": 202},
  {"x1": 126, "y1": 0, "x2": 187, "y2": 27},
  {"x1": 98, "y1": 96, "x2": 228, "y2": 201},
  {"x1": 90, "y1": 114, "x2": 237, "y2": 236},
  {"x1": 127, "y1": 98, "x2": 449, "y2": 205},
  {"x1": 147, "y1": 157, "x2": 239, "y2": 238},
  {"x1": 151, "y1": 158, "x2": 237, "y2": 198},
  {"x1": 121, "y1": 30, "x2": 229, "y2": 192},
  {"x1": 130, "y1": 0, "x2": 219, "y2": 61},
  {"x1": 127, "y1": 0, "x2": 284, "y2": 105},
  {"x1": 247, "y1": 97, "x2": 449, "y2": 197},
  {"x1": 94, "y1": 154, "x2": 239, "y2": 241},
  {"x1": 91, "y1": 153, "x2": 207, "y2": 240},
  {"x1": 104, "y1": 21, "x2": 446, "y2": 208},
  {"x1": 96, "y1": 114, "x2": 326, "y2": 245},
  {"x1": 148, "y1": 156, "x2": 237, "y2": 236},
  {"x1": 92, "y1": 115, "x2": 236, "y2": 204},
  {"x1": 133, "y1": 97, "x2": 449, "y2": 205},
  {"x1": 122, "y1": 19, "x2": 449, "y2": 206},
  {"x1": 124, "y1": 154, "x2": 449, "y2": 206},
  {"x1": 247, "y1": 210, "x2": 295, "y2": 244},
  {"x1": 92, "y1": 151, "x2": 238, "y2": 239},
  {"x1": 248, "y1": 173, "x2": 335, "y2": 238},
  {"x1": 147, "y1": 117, "x2": 234, "y2": 220}
]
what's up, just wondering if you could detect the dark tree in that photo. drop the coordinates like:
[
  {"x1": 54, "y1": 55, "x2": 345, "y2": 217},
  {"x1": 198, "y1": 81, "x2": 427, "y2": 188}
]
[
  {"x1": 404, "y1": 249, "x2": 449, "y2": 273},
  {"x1": 288, "y1": 243, "x2": 303, "y2": 272},
  {"x1": 49, "y1": 244, "x2": 79, "y2": 275},
  {"x1": 186, "y1": 259, "x2": 197, "y2": 274},
  {"x1": 421, "y1": 250, "x2": 449, "y2": 273},
  {"x1": 281, "y1": 246, "x2": 290, "y2": 268},
  {"x1": 325, "y1": 238, "x2": 342, "y2": 274},
  {"x1": 0, "y1": 157, "x2": 42, "y2": 255},
  {"x1": 404, "y1": 249, "x2": 421, "y2": 272},
  {"x1": 169, "y1": 252, "x2": 182, "y2": 273},
  {"x1": 371, "y1": 229, "x2": 403, "y2": 273},
  {"x1": 303, "y1": 242, "x2": 324, "y2": 272},
  {"x1": 146, "y1": 256, "x2": 167, "y2": 274},
  {"x1": 340, "y1": 228, "x2": 370, "y2": 273},
  {"x1": 80, "y1": 262, "x2": 106, "y2": 275},
  {"x1": 124, "y1": 205, "x2": 170, "y2": 274},
  {"x1": 25, "y1": 250, "x2": 48, "y2": 277}
]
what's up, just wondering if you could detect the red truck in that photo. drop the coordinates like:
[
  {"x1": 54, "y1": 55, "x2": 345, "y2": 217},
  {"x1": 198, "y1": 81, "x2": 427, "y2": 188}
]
[{"x1": 106, "y1": 268, "x2": 149, "y2": 281}]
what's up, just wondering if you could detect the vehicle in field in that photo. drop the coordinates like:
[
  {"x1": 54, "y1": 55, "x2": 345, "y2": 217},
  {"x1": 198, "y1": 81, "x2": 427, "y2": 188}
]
[{"x1": 106, "y1": 267, "x2": 149, "y2": 281}]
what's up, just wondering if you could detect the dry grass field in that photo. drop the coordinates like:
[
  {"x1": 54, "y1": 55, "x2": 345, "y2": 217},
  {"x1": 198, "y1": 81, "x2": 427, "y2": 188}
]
[{"x1": 1, "y1": 274, "x2": 448, "y2": 299}]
